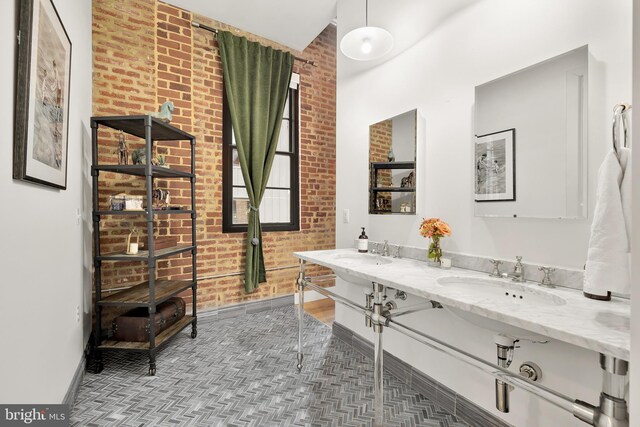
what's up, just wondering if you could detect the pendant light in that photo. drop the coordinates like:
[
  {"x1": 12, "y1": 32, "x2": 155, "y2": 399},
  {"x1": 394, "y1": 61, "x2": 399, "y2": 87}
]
[{"x1": 340, "y1": 0, "x2": 393, "y2": 61}]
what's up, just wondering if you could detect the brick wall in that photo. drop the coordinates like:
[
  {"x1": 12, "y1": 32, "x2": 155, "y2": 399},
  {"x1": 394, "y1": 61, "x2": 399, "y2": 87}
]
[{"x1": 92, "y1": 0, "x2": 336, "y2": 319}]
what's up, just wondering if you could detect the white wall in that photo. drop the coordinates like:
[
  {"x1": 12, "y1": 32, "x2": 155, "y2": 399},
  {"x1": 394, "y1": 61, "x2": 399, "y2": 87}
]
[
  {"x1": 0, "y1": 0, "x2": 92, "y2": 403},
  {"x1": 630, "y1": 1, "x2": 639, "y2": 424},
  {"x1": 336, "y1": 0, "x2": 631, "y2": 425}
]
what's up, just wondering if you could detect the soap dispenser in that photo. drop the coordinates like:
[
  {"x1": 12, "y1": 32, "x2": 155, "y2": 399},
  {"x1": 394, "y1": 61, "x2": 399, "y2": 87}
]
[{"x1": 358, "y1": 227, "x2": 369, "y2": 253}]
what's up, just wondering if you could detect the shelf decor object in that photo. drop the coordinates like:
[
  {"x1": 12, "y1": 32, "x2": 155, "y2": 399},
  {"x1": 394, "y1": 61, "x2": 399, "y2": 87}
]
[
  {"x1": 91, "y1": 115, "x2": 198, "y2": 376},
  {"x1": 14, "y1": 0, "x2": 72, "y2": 189}
]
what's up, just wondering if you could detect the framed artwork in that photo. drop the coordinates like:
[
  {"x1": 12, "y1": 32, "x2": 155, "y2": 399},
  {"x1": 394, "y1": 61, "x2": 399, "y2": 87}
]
[
  {"x1": 474, "y1": 129, "x2": 515, "y2": 202},
  {"x1": 14, "y1": 0, "x2": 72, "y2": 189}
]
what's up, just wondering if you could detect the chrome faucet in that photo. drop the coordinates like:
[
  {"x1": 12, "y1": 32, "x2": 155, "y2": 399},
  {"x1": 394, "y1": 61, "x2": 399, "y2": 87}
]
[
  {"x1": 489, "y1": 259, "x2": 503, "y2": 277},
  {"x1": 381, "y1": 240, "x2": 390, "y2": 257},
  {"x1": 370, "y1": 242, "x2": 380, "y2": 255},
  {"x1": 511, "y1": 256, "x2": 525, "y2": 282},
  {"x1": 538, "y1": 267, "x2": 556, "y2": 288},
  {"x1": 392, "y1": 244, "x2": 401, "y2": 258}
]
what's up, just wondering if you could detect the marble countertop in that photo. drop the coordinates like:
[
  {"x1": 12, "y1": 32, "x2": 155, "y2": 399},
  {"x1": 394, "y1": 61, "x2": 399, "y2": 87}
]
[{"x1": 294, "y1": 248, "x2": 630, "y2": 360}]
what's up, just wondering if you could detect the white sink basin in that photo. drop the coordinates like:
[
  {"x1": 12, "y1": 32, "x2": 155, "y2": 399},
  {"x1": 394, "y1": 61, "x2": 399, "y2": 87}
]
[
  {"x1": 436, "y1": 277, "x2": 566, "y2": 307},
  {"x1": 333, "y1": 253, "x2": 392, "y2": 265},
  {"x1": 331, "y1": 253, "x2": 391, "y2": 286},
  {"x1": 436, "y1": 276, "x2": 566, "y2": 341}
]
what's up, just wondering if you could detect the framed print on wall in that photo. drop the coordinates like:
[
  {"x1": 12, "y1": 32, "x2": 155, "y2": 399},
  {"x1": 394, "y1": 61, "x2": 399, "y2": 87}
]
[
  {"x1": 474, "y1": 129, "x2": 515, "y2": 202},
  {"x1": 14, "y1": 0, "x2": 72, "y2": 189}
]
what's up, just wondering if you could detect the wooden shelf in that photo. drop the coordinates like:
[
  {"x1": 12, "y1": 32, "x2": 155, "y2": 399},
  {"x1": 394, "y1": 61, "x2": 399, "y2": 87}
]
[
  {"x1": 99, "y1": 316, "x2": 194, "y2": 351},
  {"x1": 97, "y1": 245, "x2": 194, "y2": 261},
  {"x1": 94, "y1": 209, "x2": 194, "y2": 216},
  {"x1": 92, "y1": 164, "x2": 192, "y2": 178},
  {"x1": 91, "y1": 115, "x2": 195, "y2": 141},
  {"x1": 371, "y1": 187, "x2": 416, "y2": 192},
  {"x1": 99, "y1": 280, "x2": 194, "y2": 307},
  {"x1": 370, "y1": 161, "x2": 415, "y2": 170}
]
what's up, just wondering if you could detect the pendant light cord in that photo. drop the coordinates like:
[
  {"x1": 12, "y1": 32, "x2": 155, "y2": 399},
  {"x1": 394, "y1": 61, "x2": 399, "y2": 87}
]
[{"x1": 366, "y1": 0, "x2": 369, "y2": 26}]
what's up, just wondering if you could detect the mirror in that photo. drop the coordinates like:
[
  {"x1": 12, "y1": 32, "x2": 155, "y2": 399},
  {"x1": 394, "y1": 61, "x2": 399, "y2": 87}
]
[
  {"x1": 474, "y1": 46, "x2": 588, "y2": 218},
  {"x1": 369, "y1": 109, "x2": 417, "y2": 215}
]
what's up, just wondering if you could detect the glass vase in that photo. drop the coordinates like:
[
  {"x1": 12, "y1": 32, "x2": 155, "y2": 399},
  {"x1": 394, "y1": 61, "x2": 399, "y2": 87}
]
[{"x1": 428, "y1": 236, "x2": 442, "y2": 265}]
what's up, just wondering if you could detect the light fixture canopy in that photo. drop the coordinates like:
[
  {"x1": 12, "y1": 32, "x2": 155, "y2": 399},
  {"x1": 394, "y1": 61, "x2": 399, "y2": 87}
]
[{"x1": 340, "y1": 0, "x2": 393, "y2": 61}]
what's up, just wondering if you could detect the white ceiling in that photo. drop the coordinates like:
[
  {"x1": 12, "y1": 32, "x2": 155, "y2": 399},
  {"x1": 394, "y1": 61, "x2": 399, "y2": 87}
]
[
  {"x1": 338, "y1": 0, "x2": 479, "y2": 75},
  {"x1": 164, "y1": 0, "x2": 338, "y2": 52},
  {"x1": 164, "y1": 0, "x2": 478, "y2": 71}
]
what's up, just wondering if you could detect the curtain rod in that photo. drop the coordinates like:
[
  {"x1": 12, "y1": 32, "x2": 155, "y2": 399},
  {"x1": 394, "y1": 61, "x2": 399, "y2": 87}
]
[{"x1": 192, "y1": 21, "x2": 316, "y2": 67}]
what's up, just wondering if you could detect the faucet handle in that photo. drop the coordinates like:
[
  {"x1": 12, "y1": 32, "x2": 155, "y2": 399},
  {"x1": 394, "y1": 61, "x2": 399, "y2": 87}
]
[
  {"x1": 516, "y1": 256, "x2": 523, "y2": 263},
  {"x1": 538, "y1": 266, "x2": 556, "y2": 288},
  {"x1": 392, "y1": 245, "x2": 401, "y2": 258},
  {"x1": 489, "y1": 259, "x2": 503, "y2": 277}
]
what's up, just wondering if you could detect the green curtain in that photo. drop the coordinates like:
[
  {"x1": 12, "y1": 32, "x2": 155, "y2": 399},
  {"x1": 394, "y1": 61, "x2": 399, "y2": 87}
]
[{"x1": 218, "y1": 31, "x2": 293, "y2": 293}]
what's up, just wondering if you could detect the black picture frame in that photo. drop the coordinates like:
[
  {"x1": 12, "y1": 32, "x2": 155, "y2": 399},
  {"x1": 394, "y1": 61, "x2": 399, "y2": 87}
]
[
  {"x1": 14, "y1": 0, "x2": 72, "y2": 189},
  {"x1": 474, "y1": 128, "x2": 516, "y2": 202}
]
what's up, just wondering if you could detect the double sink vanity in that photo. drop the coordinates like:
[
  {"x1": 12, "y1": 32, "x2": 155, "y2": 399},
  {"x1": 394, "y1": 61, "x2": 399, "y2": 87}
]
[
  {"x1": 296, "y1": 247, "x2": 630, "y2": 360},
  {"x1": 293, "y1": 247, "x2": 630, "y2": 427}
]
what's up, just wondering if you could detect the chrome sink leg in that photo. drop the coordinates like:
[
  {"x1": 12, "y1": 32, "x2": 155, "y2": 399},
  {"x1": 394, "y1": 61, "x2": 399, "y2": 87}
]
[
  {"x1": 296, "y1": 259, "x2": 306, "y2": 371},
  {"x1": 373, "y1": 282, "x2": 385, "y2": 427},
  {"x1": 573, "y1": 353, "x2": 629, "y2": 427}
]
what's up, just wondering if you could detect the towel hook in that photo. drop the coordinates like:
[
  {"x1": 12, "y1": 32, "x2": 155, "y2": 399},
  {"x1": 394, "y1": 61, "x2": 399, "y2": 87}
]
[{"x1": 612, "y1": 103, "x2": 631, "y2": 157}]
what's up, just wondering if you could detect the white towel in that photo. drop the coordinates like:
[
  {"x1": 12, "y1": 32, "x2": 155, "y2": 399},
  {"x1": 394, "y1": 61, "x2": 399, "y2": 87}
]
[{"x1": 584, "y1": 148, "x2": 632, "y2": 297}]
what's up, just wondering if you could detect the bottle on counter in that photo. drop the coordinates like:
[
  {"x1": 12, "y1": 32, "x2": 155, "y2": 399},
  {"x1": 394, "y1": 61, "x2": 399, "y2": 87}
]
[{"x1": 358, "y1": 227, "x2": 369, "y2": 253}]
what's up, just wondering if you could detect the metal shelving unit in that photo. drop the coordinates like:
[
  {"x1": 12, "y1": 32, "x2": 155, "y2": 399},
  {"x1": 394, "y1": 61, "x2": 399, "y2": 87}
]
[
  {"x1": 91, "y1": 115, "x2": 197, "y2": 376},
  {"x1": 369, "y1": 161, "x2": 416, "y2": 214}
]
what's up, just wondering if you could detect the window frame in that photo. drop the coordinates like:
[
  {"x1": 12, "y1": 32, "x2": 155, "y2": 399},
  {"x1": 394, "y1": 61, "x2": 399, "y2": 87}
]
[{"x1": 222, "y1": 76, "x2": 300, "y2": 233}]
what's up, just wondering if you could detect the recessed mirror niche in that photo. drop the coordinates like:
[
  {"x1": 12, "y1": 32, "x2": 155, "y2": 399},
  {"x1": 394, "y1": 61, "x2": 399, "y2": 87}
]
[
  {"x1": 474, "y1": 46, "x2": 588, "y2": 219},
  {"x1": 369, "y1": 109, "x2": 417, "y2": 215}
]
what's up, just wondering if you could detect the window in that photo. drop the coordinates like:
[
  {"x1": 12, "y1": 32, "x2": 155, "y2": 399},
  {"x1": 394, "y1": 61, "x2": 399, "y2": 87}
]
[{"x1": 222, "y1": 74, "x2": 300, "y2": 233}]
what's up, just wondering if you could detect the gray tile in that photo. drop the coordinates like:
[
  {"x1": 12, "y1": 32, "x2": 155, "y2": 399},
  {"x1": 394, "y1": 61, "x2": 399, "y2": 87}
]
[
  {"x1": 351, "y1": 333, "x2": 373, "y2": 357},
  {"x1": 456, "y1": 394, "x2": 513, "y2": 427},
  {"x1": 245, "y1": 300, "x2": 272, "y2": 314},
  {"x1": 437, "y1": 383, "x2": 457, "y2": 415},
  {"x1": 271, "y1": 294, "x2": 294, "y2": 308},
  {"x1": 73, "y1": 306, "x2": 467, "y2": 427},
  {"x1": 332, "y1": 321, "x2": 353, "y2": 344},
  {"x1": 385, "y1": 351, "x2": 412, "y2": 385},
  {"x1": 216, "y1": 304, "x2": 246, "y2": 319},
  {"x1": 411, "y1": 367, "x2": 439, "y2": 403}
]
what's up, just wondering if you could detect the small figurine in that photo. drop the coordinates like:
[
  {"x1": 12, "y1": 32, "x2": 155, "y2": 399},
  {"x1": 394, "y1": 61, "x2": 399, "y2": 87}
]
[
  {"x1": 131, "y1": 148, "x2": 146, "y2": 165},
  {"x1": 401, "y1": 171, "x2": 414, "y2": 188},
  {"x1": 155, "y1": 154, "x2": 167, "y2": 167},
  {"x1": 148, "y1": 100, "x2": 174, "y2": 123},
  {"x1": 152, "y1": 188, "x2": 170, "y2": 209},
  {"x1": 116, "y1": 131, "x2": 128, "y2": 165}
]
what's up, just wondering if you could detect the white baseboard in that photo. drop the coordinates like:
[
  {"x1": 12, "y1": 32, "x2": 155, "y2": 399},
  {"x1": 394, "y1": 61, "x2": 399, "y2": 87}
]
[{"x1": 294, "y1": 287, "x2": 334, "y2": 304}]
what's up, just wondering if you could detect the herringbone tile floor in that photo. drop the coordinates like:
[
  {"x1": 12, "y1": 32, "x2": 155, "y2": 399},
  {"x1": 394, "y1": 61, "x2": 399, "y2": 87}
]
[{"x1": 72, "y1": 306, "x2": 468, "y2": 426}]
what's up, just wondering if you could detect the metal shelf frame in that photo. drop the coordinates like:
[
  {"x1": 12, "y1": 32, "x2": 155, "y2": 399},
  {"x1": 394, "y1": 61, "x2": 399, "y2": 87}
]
[{"x1": 91, "y1": 115, "x2": 198, "y2": 376}]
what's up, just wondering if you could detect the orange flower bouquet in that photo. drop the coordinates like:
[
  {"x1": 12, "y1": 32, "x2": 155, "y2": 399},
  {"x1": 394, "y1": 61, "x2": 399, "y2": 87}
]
[{"x1": 419, "y1": 218, "x2": 451, "y2": 264}]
